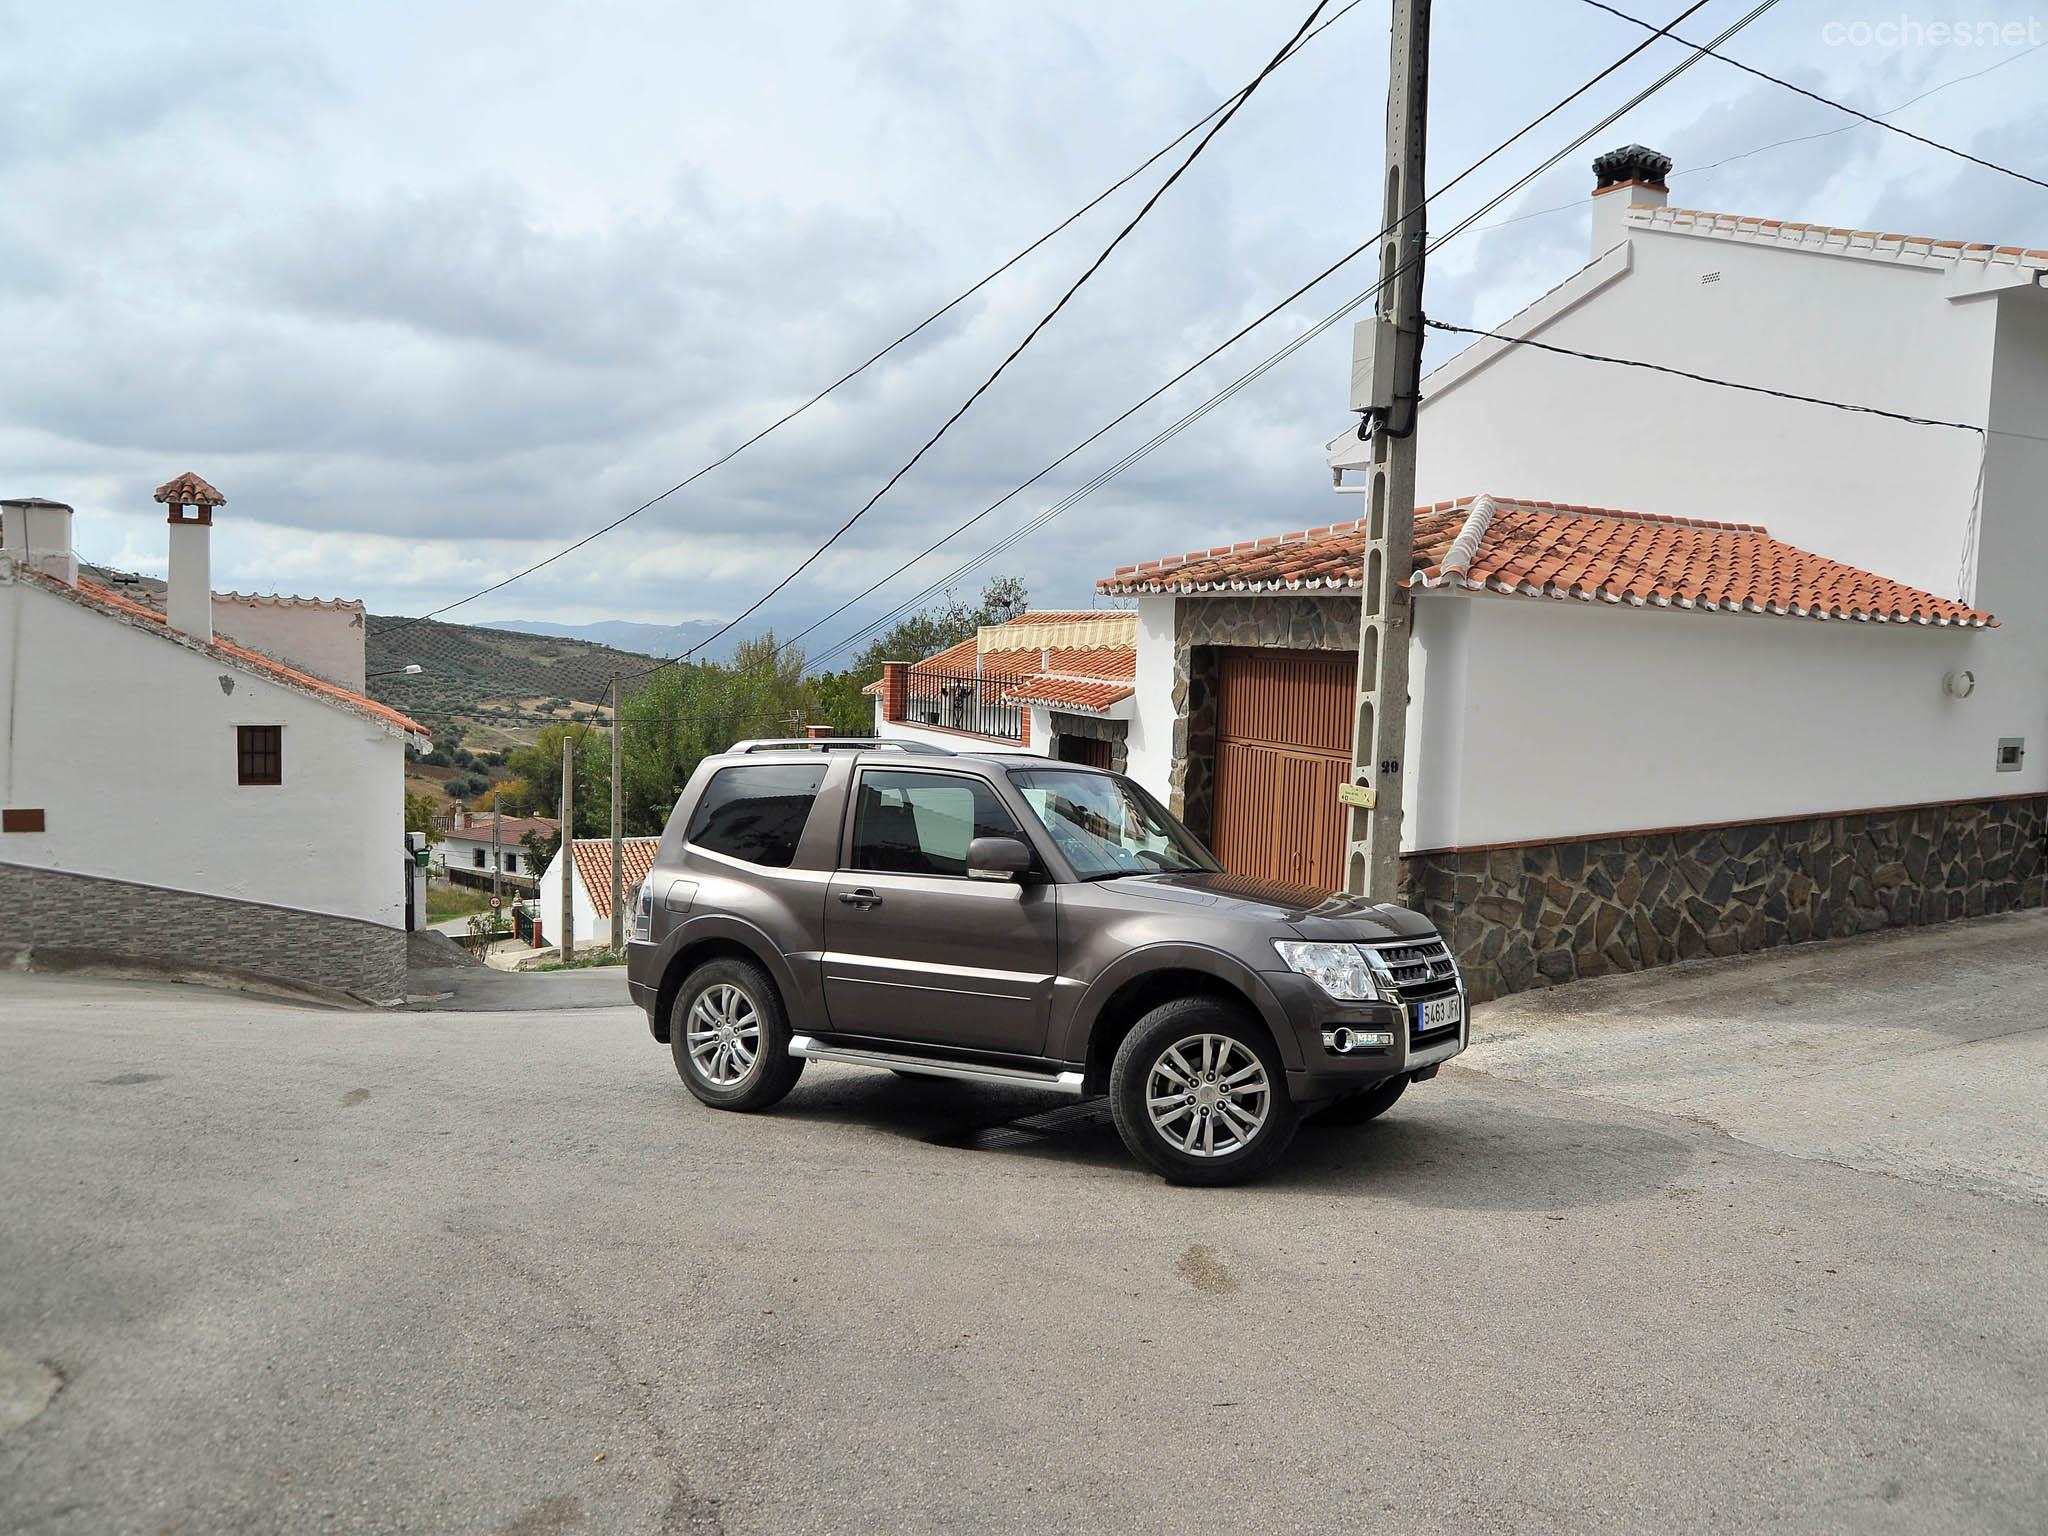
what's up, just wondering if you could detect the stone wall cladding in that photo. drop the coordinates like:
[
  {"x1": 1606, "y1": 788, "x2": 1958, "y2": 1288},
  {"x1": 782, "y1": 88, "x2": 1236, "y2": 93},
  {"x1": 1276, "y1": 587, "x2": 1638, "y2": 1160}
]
[
  {"x1": 1400, "y1": 796, "x2": 2048, "y2": 1003},
  {"x1": 0, "y1": 861, "x2": 407, "y2": 1000},
  {"x1": 1047, "y1": 711, "x2": 1129, "y2": 773},
  {"x1": 1170, "y1": 595, "x2": 1358, "y2": 834}
]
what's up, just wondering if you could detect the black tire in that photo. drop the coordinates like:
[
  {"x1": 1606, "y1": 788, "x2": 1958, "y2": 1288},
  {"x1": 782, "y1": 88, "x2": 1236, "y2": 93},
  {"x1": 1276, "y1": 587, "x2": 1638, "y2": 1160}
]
[
  {"x1": 1108, "y1": 996, "x2": 1298, "y2": 1186},
  {"x1": 669, "y1": 958, "x2": 804, "y2": 1112},
  {"x1": 1307, "y1": 1075, "x2": 1406, "y2": 1126}
]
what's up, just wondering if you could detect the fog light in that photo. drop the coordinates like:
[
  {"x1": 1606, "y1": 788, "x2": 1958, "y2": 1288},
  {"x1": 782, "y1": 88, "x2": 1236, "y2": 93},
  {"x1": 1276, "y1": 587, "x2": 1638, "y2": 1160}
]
[{"x1": 1322, "y1": 1027, "x2": 1395, "y2": 1055}]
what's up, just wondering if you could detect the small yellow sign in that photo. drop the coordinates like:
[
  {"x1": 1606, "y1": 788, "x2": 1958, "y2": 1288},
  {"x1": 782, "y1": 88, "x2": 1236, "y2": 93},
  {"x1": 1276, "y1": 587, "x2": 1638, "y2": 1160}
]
[{"x1": 1337, "y1": 782, "x2": 1377, "y2": 810}]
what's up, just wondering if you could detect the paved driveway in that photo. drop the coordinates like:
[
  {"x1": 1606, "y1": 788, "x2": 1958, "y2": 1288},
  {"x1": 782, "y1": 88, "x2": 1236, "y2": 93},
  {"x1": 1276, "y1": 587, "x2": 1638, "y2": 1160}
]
[
  {"x1": 1, "y1": 921, "x2": 2043, "y2": 1535},
  {"x1": 1469, "y1": 909, "x2": 2048, "y2": 1204}
]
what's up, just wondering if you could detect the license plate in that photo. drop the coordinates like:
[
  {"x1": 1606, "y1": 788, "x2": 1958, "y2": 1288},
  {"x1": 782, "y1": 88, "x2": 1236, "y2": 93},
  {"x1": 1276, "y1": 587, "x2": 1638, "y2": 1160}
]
[{"x1": 1416, "y1": 995, "x2": 1462, "y2": 1034}]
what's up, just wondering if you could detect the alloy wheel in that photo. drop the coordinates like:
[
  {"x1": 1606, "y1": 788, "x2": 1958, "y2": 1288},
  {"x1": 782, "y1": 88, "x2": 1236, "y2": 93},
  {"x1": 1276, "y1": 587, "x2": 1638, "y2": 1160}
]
[
  {"x1": 1145, "y1": 1032, "x2": 1270, "y2": 1158},
  {"x1": 685, "y1": 983, "x2": 761, "y2": 1087}
]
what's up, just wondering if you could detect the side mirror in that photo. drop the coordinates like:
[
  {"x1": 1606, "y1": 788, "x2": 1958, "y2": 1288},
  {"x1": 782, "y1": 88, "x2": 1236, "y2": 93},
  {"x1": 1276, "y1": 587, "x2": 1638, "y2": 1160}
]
[{"x1": 966, "y1": 836, "x2": 1031, "y2": 882}]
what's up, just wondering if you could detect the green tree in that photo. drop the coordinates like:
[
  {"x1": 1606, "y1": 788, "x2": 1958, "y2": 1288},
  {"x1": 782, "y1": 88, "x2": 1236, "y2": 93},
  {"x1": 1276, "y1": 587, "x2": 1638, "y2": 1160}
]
[
  {"x1": 404, "y1": 791, "x2": 443, "y2": 842},
  {"x1": 501, "y1": 722, "x2": 608, "y2": 835},
  {"x1": 843, "y1": 575, "x2": 1028, "y2": 683}
]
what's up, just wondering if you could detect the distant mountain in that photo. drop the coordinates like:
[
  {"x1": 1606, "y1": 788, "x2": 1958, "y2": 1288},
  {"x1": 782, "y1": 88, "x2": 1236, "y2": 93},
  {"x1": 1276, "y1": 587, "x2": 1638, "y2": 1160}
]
[
  {"x1": 489, "y1": 618, "x2": 729, "y2": 659},
  {"x1": 365, "y1": 614, "x2": 664, "y2": 748}
]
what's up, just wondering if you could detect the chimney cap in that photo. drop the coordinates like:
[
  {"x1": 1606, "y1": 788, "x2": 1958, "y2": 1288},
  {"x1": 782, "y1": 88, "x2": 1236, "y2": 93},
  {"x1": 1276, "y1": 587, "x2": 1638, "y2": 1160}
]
[
  {"x1": 1592, "y1": 144, "x2": 1673, "y2": 191},
  {"x1": 153, "y1": 471, "x2": 226, "y2": 508},
  {"x1": 1, "y1": 496, "x2": 73, "y2": 510}
]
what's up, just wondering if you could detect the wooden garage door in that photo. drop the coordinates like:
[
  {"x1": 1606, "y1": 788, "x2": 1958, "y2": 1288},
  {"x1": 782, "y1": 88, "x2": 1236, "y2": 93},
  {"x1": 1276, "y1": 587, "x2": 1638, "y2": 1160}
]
[{"x1": 1210, "y1": 648, "x2": 1354, "y2": 891}]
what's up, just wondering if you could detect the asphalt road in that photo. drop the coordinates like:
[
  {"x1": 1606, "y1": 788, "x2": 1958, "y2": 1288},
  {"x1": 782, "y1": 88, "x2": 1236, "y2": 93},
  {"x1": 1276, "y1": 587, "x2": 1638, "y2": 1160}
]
[{"x1": 1, "y1": 925, "x2": 2043, "y2": 1535}]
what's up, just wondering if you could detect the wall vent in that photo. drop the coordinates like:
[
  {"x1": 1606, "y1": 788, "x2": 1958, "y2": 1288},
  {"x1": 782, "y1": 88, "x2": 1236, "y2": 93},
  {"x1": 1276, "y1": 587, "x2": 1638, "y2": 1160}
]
[{"x1": 1701, "y1": 270, "x2": 1722, "y2": 284}]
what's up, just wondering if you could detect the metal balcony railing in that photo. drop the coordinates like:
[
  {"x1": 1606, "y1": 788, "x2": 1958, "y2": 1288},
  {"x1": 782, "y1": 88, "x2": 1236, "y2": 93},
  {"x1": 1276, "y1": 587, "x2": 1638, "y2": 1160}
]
[{"x1": 902, "y1": 670, "x2": 1023, "y2": 742}]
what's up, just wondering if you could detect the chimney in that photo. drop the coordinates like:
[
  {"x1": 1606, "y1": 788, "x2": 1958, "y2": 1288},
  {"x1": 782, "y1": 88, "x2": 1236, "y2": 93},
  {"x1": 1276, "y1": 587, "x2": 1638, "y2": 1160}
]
[
  {"x1": 1591, "y1": 144, "x2": 1671, "y2": 258},
  {"x1": 154, "y1": 471, "x2": 225, "y2": 642},
  {"x1": 0, "y1": 497, "x2": 78, "y2": 586}
]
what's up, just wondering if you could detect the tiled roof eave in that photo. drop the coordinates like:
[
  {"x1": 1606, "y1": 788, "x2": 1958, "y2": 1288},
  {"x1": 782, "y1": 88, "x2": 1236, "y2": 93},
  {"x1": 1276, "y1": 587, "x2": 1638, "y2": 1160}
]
[{"x1": 1412, "y1": 571, "x2": 1995, "y2": 627}]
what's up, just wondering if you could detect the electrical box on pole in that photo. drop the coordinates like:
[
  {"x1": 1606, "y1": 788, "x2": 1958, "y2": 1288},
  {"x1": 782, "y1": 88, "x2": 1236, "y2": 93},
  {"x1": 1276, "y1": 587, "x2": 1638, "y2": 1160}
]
[{"x1": 1346, "y1": 0, "x2": 1430, "y2": 902}]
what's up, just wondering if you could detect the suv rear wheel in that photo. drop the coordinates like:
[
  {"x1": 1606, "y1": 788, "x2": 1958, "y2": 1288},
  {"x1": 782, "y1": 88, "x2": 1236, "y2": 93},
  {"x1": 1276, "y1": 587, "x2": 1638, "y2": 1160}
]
[
  {"x1": 1108, "y1": 997, "x2": 1298, "y2": 1186},
  {"x1": 670, "y1": 958, "x2": 805, "y2": 1112}
]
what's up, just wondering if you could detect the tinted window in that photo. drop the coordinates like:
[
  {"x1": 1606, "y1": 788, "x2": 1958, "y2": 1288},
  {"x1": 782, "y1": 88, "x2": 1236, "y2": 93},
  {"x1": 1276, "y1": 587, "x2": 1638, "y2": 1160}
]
[
  {"x1": 1012, "y1": 769, "x2": 1214, "y2": 880},
  {"x1": 685, "y1": 762, "x2": 829, "y2": 868},
  {"x1": 851, "y1": 770, "x2": 1021, "y2": 877}
]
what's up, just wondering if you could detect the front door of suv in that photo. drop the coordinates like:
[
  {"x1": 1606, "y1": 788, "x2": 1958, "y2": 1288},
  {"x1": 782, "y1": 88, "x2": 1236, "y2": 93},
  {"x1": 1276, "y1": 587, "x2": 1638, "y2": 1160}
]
[{"x1": 822, "y1": 766, "x2": 1057, "y2": 1055}]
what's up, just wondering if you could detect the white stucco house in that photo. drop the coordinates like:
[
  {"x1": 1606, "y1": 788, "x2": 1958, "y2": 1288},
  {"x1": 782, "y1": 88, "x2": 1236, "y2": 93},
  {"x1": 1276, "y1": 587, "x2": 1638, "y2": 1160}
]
[
  {"x1": 0, "y1": 473, "x2": 430, "y2": 999},
  {"x1": 877, "y1": 146, "x2": 2046, "y2": 999},
  {"x1": 537, "y1": 835, "x2": 660, "y2": 948},
  {"x1": 435, "y1": 812, "x2": 559, "y2": 892},
  {"x1": 866, "y1": 610, "x2": 1138, "y2": 768}
]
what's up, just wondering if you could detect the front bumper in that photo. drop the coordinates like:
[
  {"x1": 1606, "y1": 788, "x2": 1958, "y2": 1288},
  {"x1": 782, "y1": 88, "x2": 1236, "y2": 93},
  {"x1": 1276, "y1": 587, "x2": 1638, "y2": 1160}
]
[{"x1": 1261, "y1": 969, "x2": 1468, "y2": 1102}]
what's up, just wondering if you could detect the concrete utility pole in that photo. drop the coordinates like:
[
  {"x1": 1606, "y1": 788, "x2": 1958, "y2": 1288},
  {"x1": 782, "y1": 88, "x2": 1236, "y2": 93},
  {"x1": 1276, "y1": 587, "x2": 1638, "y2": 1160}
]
[
  {"x1": 609, "y1": 676, "x2": 625, "y2": 952},
  {"x1": 559, "y1": 734, "x2": 576, "y2": 962},
  {"x1": 1344, "y1": 0, "x2": 1431, "y2": 902},
  {"x1": 491, "y1": 806, "x2": 503, "y2": 906}
]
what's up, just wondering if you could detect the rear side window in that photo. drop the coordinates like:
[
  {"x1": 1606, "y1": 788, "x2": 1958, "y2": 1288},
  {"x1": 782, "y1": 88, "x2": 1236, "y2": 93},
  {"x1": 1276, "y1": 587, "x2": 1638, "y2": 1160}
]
[
  {"x1": 850, "y1": 769, "x2": 1021, "y2": 877},
  {"x1": 685, "y1": 762, "x2": 828, "y2": 868}
]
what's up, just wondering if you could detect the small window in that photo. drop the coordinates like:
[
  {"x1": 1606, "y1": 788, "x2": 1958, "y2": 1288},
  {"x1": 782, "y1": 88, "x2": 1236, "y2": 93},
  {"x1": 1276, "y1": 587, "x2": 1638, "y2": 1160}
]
[
  {"x1": 503, "y1": 852, "x2": 517, "y2": 872},
  {"x1": 851, "y1": 769, "x2": 1022, "y2": 878},
  {"x1": 474, "y1": 848, "x2": 487, "y2": 869},
  {"x1": 237, "y1": 725, "x2": 282, "y2": 786},
  {"x1": 685, "y1": 761, "x2": 829, "y2": 868}
]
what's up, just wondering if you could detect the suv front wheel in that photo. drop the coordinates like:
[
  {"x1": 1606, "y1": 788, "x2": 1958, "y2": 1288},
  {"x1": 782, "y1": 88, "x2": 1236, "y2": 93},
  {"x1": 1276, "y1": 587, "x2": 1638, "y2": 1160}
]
[
  {"x1": 670, "y1": 958, "x2": 805, "y2": 1112},
  {"x1": 1108, "y1": 997, "x2": 1298, "y2": 1186}
]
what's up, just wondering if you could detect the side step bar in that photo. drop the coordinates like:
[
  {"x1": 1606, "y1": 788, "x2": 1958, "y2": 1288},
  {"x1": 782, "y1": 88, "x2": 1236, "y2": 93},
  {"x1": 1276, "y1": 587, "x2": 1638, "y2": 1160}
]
[{"x1": 787, "y1": 1035, "x2": 1086, "y2": 1095}]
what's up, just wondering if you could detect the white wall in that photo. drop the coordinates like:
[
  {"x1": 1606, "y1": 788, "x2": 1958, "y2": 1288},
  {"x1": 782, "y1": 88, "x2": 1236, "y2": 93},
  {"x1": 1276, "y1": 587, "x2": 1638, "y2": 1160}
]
[
  {"x1": 1388, "y1": 224, "x2": 2001, "y2": 600},
  {"x1": 873, "y1": 713, "x2": 1053, "y2": 757},
  {"x1": 537, "y1": 847, "x2": 605, "y2": 946},
  {"x1": 438, "y1": 832, "x2": 527, "y2": 878},
  {"x1": 1425, "y1": 593, "x2": 1993, "y2": 848},
  {"x1": 1966, "y1": 288, "x2": 2048, "y2": 800},
  {"x1": 0, "y1": 577, "x2": 407, "y2": 926},
  {"x1": 1123, "y1": 596, "x2": 1177, "y2": 801},
  {"x1": 212, "y1": 597, "x2": 367, "y2": 692}
]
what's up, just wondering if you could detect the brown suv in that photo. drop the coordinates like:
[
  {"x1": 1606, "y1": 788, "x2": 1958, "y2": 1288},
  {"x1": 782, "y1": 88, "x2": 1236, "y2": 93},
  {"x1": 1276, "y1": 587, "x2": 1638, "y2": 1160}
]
[{"x1": 625, "y1": 739, "x2": 1465, "y2": 1184}]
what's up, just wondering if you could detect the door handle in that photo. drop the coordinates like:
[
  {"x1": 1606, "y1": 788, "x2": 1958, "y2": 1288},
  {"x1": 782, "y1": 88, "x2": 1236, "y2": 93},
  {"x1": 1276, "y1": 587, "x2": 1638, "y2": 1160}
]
[{"x1": 838, "y1": 889, "x2": 882, "y2": 909}]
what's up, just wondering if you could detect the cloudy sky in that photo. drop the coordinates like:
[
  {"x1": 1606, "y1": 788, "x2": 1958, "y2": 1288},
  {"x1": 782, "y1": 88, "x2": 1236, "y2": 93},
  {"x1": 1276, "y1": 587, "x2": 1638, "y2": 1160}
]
[{"x1": 7, "y1": 0, "x2": 2045, "y2": 661}]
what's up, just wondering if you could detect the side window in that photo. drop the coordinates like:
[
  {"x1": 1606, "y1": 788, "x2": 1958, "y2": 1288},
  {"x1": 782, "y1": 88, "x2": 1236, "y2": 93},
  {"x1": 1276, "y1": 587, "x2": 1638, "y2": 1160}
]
[
  {"x1": 685, "y1": 761, "x2": 830, "y2": 868},
  {"x1": 851, "y1": 770, "x2": 1021, "y2": 878}
]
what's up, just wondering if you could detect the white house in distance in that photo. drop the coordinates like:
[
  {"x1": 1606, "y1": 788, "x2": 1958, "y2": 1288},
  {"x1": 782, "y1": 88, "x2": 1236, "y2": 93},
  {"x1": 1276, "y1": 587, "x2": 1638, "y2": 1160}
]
[
  {"x1": 866, "y1": 610, "x2": 1138, "y2": 768},
  {"x1": 0, "y1": 473, "x2": 430, "y2": 1000},
  {"x1": 537, "y1": 836, "x2": 660, "y2": 948},
  {"x1": 434, "y1": 811, "x2": 559, "y2": 892},
  {"x1": 878, "y1": 146, "x2": 2045, "y2": 1000}
]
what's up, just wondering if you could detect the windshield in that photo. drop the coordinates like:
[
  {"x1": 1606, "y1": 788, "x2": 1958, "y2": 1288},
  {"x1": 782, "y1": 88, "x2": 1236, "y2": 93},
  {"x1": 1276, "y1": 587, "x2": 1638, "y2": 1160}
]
[{"x1": 1010, "y1": 769, "x2": 1217, "y2": 880}]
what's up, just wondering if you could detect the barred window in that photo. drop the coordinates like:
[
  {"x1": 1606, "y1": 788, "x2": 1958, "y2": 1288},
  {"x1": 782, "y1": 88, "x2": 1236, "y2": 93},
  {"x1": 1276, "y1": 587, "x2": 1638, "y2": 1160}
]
[{"x1": 237, "y1": 726, "x2": 282, "y2": 787}]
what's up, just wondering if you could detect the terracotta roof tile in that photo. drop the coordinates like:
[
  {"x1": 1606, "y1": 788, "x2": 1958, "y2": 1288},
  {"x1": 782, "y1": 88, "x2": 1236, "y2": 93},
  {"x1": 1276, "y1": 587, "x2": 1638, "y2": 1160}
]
[
  {"x1": 29, "y1": 571, "x2": 430, "y2": 737},
  {"x1": 1007, "y1": 676, "x2": 1135, "y2": 711},
  {"x1": 444, "y1": 816, "x2": 558, "y2": 843},
  {"x1": 152, "y1": 471, "x2": 226, "y2": 506},
  {"x1": 568, "y1": 837, "x2": 662, "y2": 922},
  {"x1": 1631, "y1": 205, "x2": 2048, "y2": 273},
  {"x1": 1097, "y1": 495, "x2": 1995, "y2": 628}
]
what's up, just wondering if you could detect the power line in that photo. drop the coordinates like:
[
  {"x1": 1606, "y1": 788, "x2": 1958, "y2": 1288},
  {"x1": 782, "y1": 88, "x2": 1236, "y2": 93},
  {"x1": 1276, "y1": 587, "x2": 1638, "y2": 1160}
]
[
  {"x1": 783, "y1": 0, "x2": 1781, "y2": 678},
  {"x1": 621, "y1": 0, "x2": 1745, "y2": 688},
  {"x1": 1579, "y1": 0, "x2": 2048, "y2": 191},
  {"x1": 1421, "y1": 318, "x2": 1986, "y2": 433},
  {"x1": 377, "y1": 0, "x2": 1367, "y2": 646},
  {"x1": 667, "y1": 0, "x2": 1337, "y2": 667}
]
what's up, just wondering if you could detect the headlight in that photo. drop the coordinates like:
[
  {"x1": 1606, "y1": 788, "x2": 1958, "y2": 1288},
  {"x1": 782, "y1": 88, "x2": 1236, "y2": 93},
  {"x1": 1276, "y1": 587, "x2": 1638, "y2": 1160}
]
[{"x1": 1271, "y1": 941, "x2": 1392, "y2": 1002}]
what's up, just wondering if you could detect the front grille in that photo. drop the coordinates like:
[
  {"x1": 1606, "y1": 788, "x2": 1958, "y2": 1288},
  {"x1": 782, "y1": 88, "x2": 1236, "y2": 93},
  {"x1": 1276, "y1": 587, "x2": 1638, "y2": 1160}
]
[{"x1": 1372, "y1": 936, "x2": 1458, "y2": 998}]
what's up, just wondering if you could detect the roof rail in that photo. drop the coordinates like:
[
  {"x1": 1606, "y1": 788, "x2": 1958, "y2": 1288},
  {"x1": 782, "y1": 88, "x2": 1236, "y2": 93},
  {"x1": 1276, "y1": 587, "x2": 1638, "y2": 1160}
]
[{"x1": 725, "y1": 737, "x2": 954, "y2": 755}]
